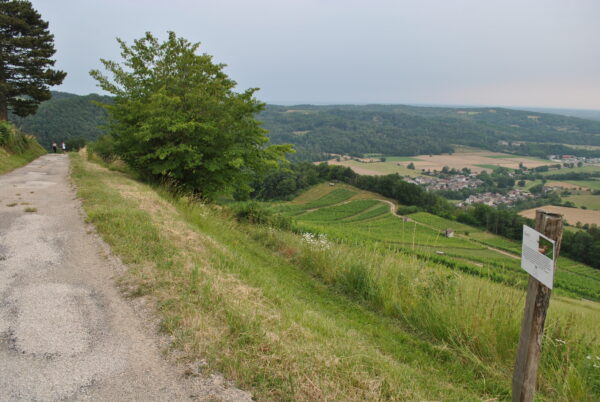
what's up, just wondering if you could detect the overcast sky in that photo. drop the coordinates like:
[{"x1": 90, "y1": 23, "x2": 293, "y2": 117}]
[{"x1": 31, "y1": 0, "x2": 600, "y2": 109}]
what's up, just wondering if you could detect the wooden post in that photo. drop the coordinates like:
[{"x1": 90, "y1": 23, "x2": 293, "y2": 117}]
[{"x1": 512, "y1": 210, "x2": 563, "y2": 402}]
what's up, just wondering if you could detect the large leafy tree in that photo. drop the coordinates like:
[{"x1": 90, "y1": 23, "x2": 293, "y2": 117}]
[
  {"x1": 90, "y1": 32, "x2": 292, "y2": 199},
  {"x1": 0, "y1": 0, "x2": 66, "y2": 120}
]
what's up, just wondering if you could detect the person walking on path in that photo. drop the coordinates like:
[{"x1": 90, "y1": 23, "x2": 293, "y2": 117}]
[
  {"x1": 52, "y1": 142, "x2": 57, "y2": 153},
  {"x1": 61, "y1": 141, "x2": 66, "y2": 153}
]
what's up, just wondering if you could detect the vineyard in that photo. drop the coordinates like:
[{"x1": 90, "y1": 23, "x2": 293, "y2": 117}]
[{"x1": 270, "y1": 183, "x2": 600, "y2": 301}]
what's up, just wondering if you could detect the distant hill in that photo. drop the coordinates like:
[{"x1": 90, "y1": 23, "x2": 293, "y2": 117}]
[
  {"x1": 9, "y1": 91, "x2": 112, "y2": 150},
  {"x1": 514, "y1": 107, "x2": 600, "y2": 121},
  {"x1": 263, "y1": 104, "x2": 600, "y2": 161},
  {"x1": 9, "y1": 91, "x2": 600, "y2": 159}
]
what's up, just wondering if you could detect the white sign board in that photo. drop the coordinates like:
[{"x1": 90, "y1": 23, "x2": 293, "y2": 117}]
[{"x1": 521, "y1": 225, "x2": 556, "y2": 288}]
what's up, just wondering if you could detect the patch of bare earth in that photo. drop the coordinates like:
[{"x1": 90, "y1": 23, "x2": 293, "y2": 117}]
[{"x1": 519, "y1": 205, "x2": 600, "y2": 226}]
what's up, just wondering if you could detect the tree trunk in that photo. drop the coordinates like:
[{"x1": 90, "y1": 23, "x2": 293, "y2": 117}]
[{"x1": 0, "y1": 98, "x2": 7, "y2": 121}]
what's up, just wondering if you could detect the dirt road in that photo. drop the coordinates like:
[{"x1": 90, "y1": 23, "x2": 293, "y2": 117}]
[{"x1": 0, "y1": 155, "x2": 250, "y2": 401}]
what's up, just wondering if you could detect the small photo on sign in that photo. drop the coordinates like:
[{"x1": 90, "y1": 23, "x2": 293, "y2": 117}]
[{"x1": 538, "y1": 237, "x2": 554, "y2": 260}]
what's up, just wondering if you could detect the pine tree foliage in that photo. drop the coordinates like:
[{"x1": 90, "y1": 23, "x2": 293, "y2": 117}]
[{"x1": 0, "y1": 0, "x2": 65, "y2": 120}]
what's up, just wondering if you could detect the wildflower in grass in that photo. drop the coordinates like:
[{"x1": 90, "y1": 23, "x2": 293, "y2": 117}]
[
  {"x1": 555, "y1": 338, "x2": 566, "y2": 345},
  {"x1": 586, "y1": 355, "x2": 592, "y2": 360},
  {"x1": 301, "y1": 232, "x2": 330, "y2": 249}
]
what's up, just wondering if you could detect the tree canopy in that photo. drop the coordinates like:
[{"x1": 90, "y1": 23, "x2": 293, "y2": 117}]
[
  {"x1": 0, "y1": 0, "x2": 65, "y2": 120},
  {"x1": 90, "y1": 32, "x2": 292, "y2": 199}
]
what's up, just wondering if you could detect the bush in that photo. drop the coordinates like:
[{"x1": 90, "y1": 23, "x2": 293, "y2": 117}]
[
  {"x1": 229, "y1": 202, "x2": 292, "y2": 230},
  {"x1": 87, "y1": 134, "x2": 116, "y2": 162},
  {"x1": 397, "y1": 205, "x2": 421, "y2": 215}
]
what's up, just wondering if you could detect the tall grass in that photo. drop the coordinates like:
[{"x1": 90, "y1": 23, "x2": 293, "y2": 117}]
[
  {"x1": 245, "y1": 225, "x2": 600, "y2": 400},
  {"x1": 73, "y1": 153, "x2": 600, "y2": 400},
  {"x1": 0, "y1": 121, "x2": 46, "y2": 173}
]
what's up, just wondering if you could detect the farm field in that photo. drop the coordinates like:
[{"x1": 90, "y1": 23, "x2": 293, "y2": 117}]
[
  {"x1": 539, "y1": 165, "x2": 600, "y2": 176},
  {"x1": 272, "y1": 183, "x2": 600, "y2": 301},
  {"x1": 564, "y1": 194, "x2": 600, "y2": 210},
  {"x1": 565, "y1": 180, "x2": 600, "y2": 191},
  {"x1": 519, "y1": 205, "x2": 600, "y2": 226},
  {"x1": 327, "y1": 150, "x2": 552, "y2": 176}
]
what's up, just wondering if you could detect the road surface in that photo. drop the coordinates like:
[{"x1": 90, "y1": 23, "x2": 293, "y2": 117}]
[{"x1": 0, "y1": 154, "x2": 250, "y2": 401}]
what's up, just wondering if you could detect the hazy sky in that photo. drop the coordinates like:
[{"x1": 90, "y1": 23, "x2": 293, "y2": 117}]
[{"x1": 31, "y1": 0, "x2": 600, "y2": 109}]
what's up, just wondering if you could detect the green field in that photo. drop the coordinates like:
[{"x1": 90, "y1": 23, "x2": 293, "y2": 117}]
[
  {"x1": 566, "y1": 180, "x2": 600, "y2": 191},
  {"x1": 540, "y1": 165, "x2": 600, "y2": 176},
  {"x1": 564, "y1": 194, "x2": 600, "y2": 210},
  {"x1": 474, "y1": 164, "x2": 507, "y2": 171},
  {"x1": 383, "y1": 156, "x2": 422, "y2": 162},
  {"x1": 274, "y1": 183, "x2": 600, "y2": 302}
]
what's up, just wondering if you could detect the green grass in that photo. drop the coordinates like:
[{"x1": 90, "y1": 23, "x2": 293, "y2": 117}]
[
  {"x1": 0, "y1": 122, "x2": 46, "y2": 174},
  {"x1": 299, "y1": 199, "x2": 380, "y2": 221},
  {"x1": 474, "y1": 164, "x2": 505, "y2": 171},
  {"x1": 0, "y1": 144, "x2": 46, "y2": 174},
  {"x1": 284, "y1": 185, "x2": 600, "y2": 302},
  {"x1": 566, "y1": 180, "x2": 600, "y2": 191},
  {"x1": 564, "y1": 194, "x2": 600, "y2": 210},
  {"x1": 301, "y1": 188, "x2": 356, "y2": 208},
  {"x1": 540, "y1": 165, "x2": 600, "y2": 176},
  {"x1": 71, "y1": 153, "x2": 600, "y2": 400}
]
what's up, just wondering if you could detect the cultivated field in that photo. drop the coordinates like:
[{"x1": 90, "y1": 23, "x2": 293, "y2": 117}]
[
  {"x1": 519, "y1": 205, "x2": 600, "y2": 226},
  {"x1": 272, "y1": 183, "x2": 600, "y2": 302},
  {"x1": 564, "y1": 194, "x2": 600, "y2": 210},
  {"x1": 327, "y1": 151, "x2": 551, "y2": 176}
]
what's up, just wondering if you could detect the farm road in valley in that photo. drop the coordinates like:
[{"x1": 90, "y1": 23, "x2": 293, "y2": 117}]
[{"x1": 0, "y1": 155, "x2": 250, "y2": 401}]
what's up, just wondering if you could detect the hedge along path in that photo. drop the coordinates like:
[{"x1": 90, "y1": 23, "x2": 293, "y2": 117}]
[{"x1": 73, "y1": 156, "x2": 488, "y2": 401}]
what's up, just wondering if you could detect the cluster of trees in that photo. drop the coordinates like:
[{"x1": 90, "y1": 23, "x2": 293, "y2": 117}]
[
  {"x1": 262, "y1": 107, "x2": 455, "y2": 161},
  {"x1": 562, "y1": 226, "x2": 600, "y2": 268}
]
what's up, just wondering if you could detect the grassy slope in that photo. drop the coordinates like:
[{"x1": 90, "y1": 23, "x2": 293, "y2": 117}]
[
  {"x1": 71, "y1": 154, "x2": 503, "y2": 400},
  {"x1": 0, "y1": 122, "x2": 46, "y2": 174},
  {"x1": 71, "y1": 154, "x2": 600, "y2": 400},
  {"x1": 276, "y1": 184, "x2": 600, "y2": 301}
]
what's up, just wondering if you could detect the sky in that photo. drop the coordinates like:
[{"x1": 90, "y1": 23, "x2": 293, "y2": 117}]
[{"x1": 31, "y1": 0, "x2": 600, "y2": 109}]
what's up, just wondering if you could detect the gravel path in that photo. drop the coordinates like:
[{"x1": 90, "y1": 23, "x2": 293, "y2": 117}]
[{"x1": 0, "y1": 154, "x2": 251, "y2": 401}]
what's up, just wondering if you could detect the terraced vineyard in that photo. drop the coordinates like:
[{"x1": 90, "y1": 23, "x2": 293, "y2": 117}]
[{"x1": 271, "y1": 183, "x2": 600, "y2": 301}]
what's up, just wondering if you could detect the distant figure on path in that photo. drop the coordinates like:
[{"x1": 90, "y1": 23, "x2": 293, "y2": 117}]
[
  {"x1": 52, "y1": 142, "x2": 57, "y2": 153},
  {"x1": 61, "y1": 141, "x2": 66, "y2": 153}
]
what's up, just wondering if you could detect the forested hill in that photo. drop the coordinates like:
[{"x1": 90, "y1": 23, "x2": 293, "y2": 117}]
[
  {"x1": 9, "y1": 91, "x2": 111, "y2": 149},
  {"x1": 9, "y1": 92, "x2": 600, "y2": 159},
  {"x1": 262, "y1": 105, "x2": 600, "y2": 161}
]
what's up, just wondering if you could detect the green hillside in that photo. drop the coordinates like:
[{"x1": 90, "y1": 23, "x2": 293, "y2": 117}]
[
  {"x1": 72, "y1": 154, "x2": 600, "y2": 400},
  {"x1": 12, "y1": 92, "x2": 600, "y2": 161},
  {"x1": 0, "y1": 121, "x2": 46, "y2": 174},
  {"x1": 270, "y1": 183, "x2": 600, "y2": 301},
  {"x1": 9, "y1": 91, "x2": 111, "y2": 150}
]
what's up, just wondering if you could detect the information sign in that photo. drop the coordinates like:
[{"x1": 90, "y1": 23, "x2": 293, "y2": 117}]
[{"x1": 521, "y1": 225, "x2": 556, "y2": 288}]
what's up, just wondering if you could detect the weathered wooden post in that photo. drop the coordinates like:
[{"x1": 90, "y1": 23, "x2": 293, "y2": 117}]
[{"x1": 512, "y1": 210, "x2": 563, "y2": 402}]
